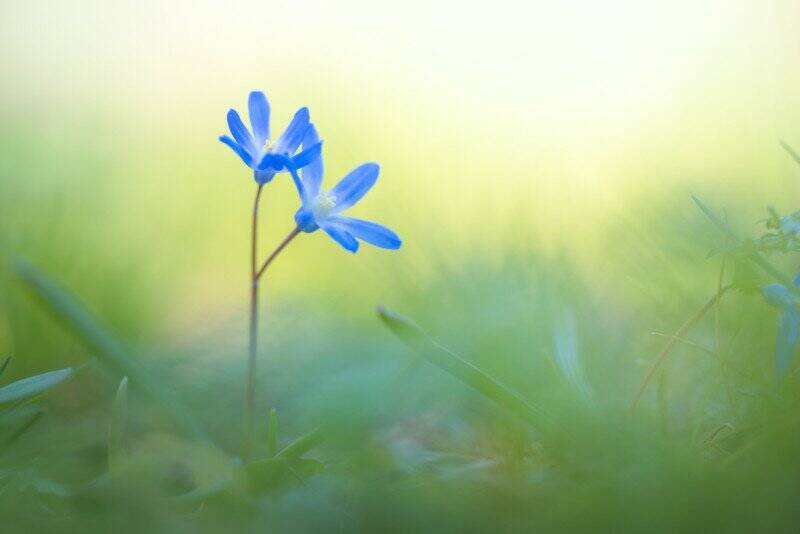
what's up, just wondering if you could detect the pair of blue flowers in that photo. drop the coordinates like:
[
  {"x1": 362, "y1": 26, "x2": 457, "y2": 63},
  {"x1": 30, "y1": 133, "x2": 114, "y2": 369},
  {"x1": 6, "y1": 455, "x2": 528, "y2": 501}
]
[{"x1": 219, "y1": 91, "x2": 401, "y2": 253}]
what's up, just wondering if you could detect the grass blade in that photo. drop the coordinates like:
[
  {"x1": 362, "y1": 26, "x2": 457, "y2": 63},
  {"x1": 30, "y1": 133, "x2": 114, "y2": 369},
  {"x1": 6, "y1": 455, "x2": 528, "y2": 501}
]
[
  {"x1": 632, "y1": 289, "x2": 729, "y2": 409},
  {"x1": 553, "y1": 310, "x2": 592, "y2": 400},
  {"x1": 266, "y1": 408, "x2": 278, "y2": 457},
  {"x1": 108, "y1": 376, "x2": 129, "y2": 466},
  {"x1": 274, "y1": 427, "x2": 324, "y2": 460},
  {"x1": 13, "y1": 260, "x2": 207, "y2": 441},
  {"x1": 245, "y1": 427, "x2": 326, "y2": 495},
  {"x1": 377, "y1": 306, "x2": 551, "y2": 428},
  {"x1": 0, "y1": 368, "x2": 72, "y2": 404},
  {"x1": 780, "y1": 140, "x2": 800, "y2": 168},
  {"x1": 0, "y1": 357, "x2": 11, "y2": 379}
]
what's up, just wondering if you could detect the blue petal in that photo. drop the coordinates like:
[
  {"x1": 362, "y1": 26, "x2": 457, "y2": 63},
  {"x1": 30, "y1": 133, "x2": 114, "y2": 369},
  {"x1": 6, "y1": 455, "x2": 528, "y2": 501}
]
[
  {"x1": 219, "y1": 135, "x2": 253, "y2": 167},
  {"x1": 274, "y1": 107, "x2": 310, "y2": 155},
  {"x1": 257, "y1": 153, "x2": 291, "y2": 171},
  {"x1": 775, "y1": 308, "x2": 800, "y2": 380},
  {"x1": 331, "y1": 216, "x2": 401, "y2": 249},
  {"x1": 781, "y1": 215, "x2": 800, "y2": 235},
  {"x1": 226, "y1": 109, "x2": 256, "y2": 157},
  {"x1": 291, "y1": 142, "x2": 322, "y2": 203},
  {"x1": 248, "y1": 91, "x2": 270, "y2": 147},
  {"x1": 763, "y1": 284, "x2": 793, "y2": 309},
  {"x1": 321, "y1": 222, "x2": 359, "y2": 252},
  {"x1": 794, "y1": 273, "x2": 800, "y2": 287},
  {"x1": 285, "y1": 165, "x2": 308, "y2": 203},
  {"x1": 293, "y1": 141, "x2": 322, "y2": 174},
  {"x1": 329, "y1": 163, "x2": 379, "y2": 213},
  {"x1": 299, "y1": 125, "x2": 323, "y2": 197}
]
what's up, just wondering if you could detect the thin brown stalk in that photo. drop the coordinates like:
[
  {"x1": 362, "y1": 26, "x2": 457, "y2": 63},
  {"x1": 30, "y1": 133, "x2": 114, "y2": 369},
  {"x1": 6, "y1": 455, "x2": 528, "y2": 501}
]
[
  {"x1": 631, "y1": 285, "x2": 732, "y2": 410},
  {"x1": 243, "y1": 183, "x2": 265, "y2": 461},
  {"x1": 256, "y1": 227, "x2": 301, "y2": 280}
]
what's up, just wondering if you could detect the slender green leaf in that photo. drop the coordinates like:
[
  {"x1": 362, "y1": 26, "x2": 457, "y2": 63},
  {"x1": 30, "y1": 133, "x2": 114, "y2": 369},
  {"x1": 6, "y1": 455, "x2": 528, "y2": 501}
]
[
  {"x1": 266, "y1": 408, "x2": 278, "y2": 457},
  {"x1": 0, "y1": 356, "x2": 11, "y2": 379},
  {"x1": 0, "y1": 367, "x2": 72, "y2": 404},
  {"x1": 274, "y1": 427, "x2": 324, "y2": 460},
  {"x1": 242, "y1": 426, "x2": 327, "y2": 495},
  {"x1": 377, "y1": 306, "x2": 551, "y2": 428},
  {"x1": 108, "y1": 376, "x2": 128, "y2": 463},
  {"x1": 13, "y1": 260, "x2": 207, "y2": 441},
  {"x1": 781, "y1": 140, "x2": 800, "y2": 168},
  {"x1": 553, "y1": 310, "x2": 592, "y2": 400}
]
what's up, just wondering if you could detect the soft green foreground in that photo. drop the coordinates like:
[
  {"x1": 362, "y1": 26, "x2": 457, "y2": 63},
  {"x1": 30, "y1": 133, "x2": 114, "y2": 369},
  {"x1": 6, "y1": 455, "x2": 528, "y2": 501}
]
[
  {"x1": 1, "y1": 144, "x2": 800, "y2": 530},
  {"x1": 3, "y1": 2, "x2": 800, "y2": 527}
]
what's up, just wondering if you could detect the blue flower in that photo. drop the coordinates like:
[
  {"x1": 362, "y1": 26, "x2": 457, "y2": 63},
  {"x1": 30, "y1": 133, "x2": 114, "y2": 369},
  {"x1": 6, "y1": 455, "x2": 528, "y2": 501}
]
[
  {"x1": 291, "y1": 126, "x2": 401, "y2": 253},
  {"x1": 763, "y1": 277, "x2": 800, "y2": 379},
  {"x1": 780, "y1": 212, "x2": 800, "y2": 235},
  {"x1": 219, "y1": 91, "x2": 322, "y2": 184}
]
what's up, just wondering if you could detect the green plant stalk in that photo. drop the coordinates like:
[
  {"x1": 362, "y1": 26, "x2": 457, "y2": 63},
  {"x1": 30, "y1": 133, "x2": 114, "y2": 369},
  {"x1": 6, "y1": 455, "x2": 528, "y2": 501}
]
[
  {"x1": 244, "y1": 183, "x2": 265, "y2": 463},
  {"x1": 780, "y1": 140, "x2": 800, "y2": 167},
  {"x1": 108, "y1": 376, "x2": 128, "y2": 468},
  {"x1": 243, "y1": 178, "x2": 300, "y2": 462},
  {"x1": 266, "y1": 408, "x2": 278, "y2": 457}
]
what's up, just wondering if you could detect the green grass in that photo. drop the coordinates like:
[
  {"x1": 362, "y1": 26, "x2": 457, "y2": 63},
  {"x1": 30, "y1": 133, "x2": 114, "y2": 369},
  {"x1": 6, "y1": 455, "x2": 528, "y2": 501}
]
[
  {"x1": 2, "y1": 104, "x2": 800, "y2": 531},
  {"x1": 2, "y1": 204, "x2": 800, "y2": 532}
]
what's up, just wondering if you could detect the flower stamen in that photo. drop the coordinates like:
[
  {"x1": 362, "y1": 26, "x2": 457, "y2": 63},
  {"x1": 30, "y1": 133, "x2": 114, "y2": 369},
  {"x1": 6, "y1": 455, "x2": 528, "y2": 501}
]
[{"x1": 312, "y1": 192, "x2": 337, "y2": 220}]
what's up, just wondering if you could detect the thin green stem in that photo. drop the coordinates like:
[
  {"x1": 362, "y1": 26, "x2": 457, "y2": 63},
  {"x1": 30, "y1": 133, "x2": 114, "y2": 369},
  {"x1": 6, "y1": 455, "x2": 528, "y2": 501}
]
[
  {"x1": 256, "y1": 227, "x2": 301, "y2": 280},
  {"x1": 631, "y1": 285, "x2": 733, "y2": 410},
  {"x1": 243, "y1": 183, "x2": 264, "y2": 462},
  {"x1": 243, "y1": 211, "x2": 300, "y2": 462}
]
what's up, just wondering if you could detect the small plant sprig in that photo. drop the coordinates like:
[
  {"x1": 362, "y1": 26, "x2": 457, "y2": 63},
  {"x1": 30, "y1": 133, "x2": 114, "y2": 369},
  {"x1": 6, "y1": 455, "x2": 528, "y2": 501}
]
[
  {"x1": 219, "y1": 91, "x2": 401, "y2": 461},
  {"x1": 0, "y1": 356, "x2": 73, "y2": 454},
  {"x1": 634, "y1": 142, "x2": 800, "y2": 407}
]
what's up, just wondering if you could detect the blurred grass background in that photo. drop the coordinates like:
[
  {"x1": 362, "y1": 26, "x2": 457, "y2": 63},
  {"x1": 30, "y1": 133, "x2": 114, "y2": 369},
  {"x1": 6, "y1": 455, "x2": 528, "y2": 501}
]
[{"x1": 2, "y1": 0, "x2": 800, "y2": 531}]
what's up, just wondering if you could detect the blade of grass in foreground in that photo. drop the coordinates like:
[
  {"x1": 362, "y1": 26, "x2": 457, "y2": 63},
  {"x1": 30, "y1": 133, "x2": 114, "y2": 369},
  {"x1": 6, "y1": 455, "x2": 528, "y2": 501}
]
[
  {"x1": 0, "y1": 356, "x2": 11, "y2": 379},
  {"x1": 266, "y1": 408, "x2": 278, "y2": 457},
  {"x1": 13, "y1": 260, "x2": 207, "y2": 442},
  {"x1": 377, "y1": 306, "x2": 552, "y2": 429},
  {"x1": 0, "y1": 367, "x2": 72, "y2": 404},
  {"x1": 108, "y1": 376, "x2": 129, "y2": 465},
  {"x1": 780, "y1": 140, "x2": 800, "y2": 168}
]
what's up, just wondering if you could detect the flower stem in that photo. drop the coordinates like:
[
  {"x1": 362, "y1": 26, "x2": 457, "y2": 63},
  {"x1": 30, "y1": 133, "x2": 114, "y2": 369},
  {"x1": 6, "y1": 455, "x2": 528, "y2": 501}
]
[
  {"x1": 243, "y1": 205, "x2": 300, "y2": 462},
  {"x1": 243, "y1": 183, "x2": 264, "y2": 462},
  {"x1": 256, "y1": 227, "x2": 301, "y2": 280}
]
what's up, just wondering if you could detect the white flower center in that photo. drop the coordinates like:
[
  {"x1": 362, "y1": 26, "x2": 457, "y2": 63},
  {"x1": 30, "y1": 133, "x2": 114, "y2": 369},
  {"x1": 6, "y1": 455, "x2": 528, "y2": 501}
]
[
  {"x1": 262, "y1": 139, "x2": 276, "y2": 153},
  {"x1": 312, "y1": 192, "x2": 337, "y2": 220}
]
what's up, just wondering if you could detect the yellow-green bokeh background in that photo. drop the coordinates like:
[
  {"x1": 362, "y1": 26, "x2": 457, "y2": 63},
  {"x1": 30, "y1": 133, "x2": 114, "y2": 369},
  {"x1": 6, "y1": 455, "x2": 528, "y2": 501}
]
[
  {"x1": 5, "y1": 3, "x2": 800, "y2": 531},
  {"x1": 1, "y1": 0, "x2": 800, "y2": 366}
]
